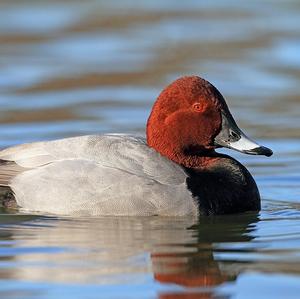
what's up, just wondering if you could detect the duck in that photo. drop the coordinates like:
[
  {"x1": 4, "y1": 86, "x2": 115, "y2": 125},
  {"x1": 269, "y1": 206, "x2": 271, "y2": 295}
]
[{"x1": 0, "y1": 76, "x2": 272, "y2": 216}]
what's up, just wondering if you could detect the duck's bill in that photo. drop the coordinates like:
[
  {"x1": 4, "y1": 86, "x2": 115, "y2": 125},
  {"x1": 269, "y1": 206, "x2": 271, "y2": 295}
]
[
  {"x1": 214, "y1": 110, "x2": 273, "y2": 157},
  {"x1": 220, "y1": 132, "x2": 273, "y2": 157}
]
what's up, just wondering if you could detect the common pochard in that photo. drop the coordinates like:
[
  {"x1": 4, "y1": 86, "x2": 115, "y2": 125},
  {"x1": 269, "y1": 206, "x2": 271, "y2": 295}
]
[{"x1": 0, "y1": 76, "x2": 272, "y2": 216}]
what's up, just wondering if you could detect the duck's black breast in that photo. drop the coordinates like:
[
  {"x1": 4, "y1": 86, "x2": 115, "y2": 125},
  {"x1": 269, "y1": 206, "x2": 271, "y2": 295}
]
[{"x1": 184, "y1": 155, "x2": 260, "y2": 216}]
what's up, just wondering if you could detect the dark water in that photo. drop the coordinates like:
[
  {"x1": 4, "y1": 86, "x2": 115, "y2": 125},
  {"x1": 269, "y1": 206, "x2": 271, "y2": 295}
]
[{"x1": 0, "y1": 1, "x2": 300, "y2": 298}]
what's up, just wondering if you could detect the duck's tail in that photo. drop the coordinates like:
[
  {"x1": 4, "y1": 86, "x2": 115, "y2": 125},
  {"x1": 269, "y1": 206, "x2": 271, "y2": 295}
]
[{"x1": 0, "y1": 185, "x2": 16, "y2": 209}]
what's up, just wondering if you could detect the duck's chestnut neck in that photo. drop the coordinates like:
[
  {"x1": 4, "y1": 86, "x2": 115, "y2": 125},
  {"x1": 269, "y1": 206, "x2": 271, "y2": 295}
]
[{"x1": 146, "y1": 125, "x2": 218, "y2": 168}]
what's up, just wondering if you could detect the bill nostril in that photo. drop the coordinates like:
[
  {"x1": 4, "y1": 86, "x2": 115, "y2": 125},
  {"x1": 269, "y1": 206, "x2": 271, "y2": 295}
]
[{"x1": 230, "y1": 130, "x2": 240, "y2": 140}]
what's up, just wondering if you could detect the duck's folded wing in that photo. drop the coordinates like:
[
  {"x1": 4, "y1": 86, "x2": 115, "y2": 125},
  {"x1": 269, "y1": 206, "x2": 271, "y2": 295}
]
[
  {"x1": 0, "y1": 141, "x2": 54, "y2": 168},
  {"x1": 0, "y1": 134, "x2": 186, "y2": 185},
  {"x1": 0, "y1": 141, "x2": 57, "y2": 186},
  {"x1": 0, "y1": 134, "x2": 196, "y2": 215},
  {"x1": 0, "y1": 160, "x2": 26, "y2": 186}
]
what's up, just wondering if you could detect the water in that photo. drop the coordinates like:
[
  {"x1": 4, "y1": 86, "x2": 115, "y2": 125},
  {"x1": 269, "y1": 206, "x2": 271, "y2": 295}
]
[{"x1": 0, "y1": 0, "x2": 300, "y2": 298}]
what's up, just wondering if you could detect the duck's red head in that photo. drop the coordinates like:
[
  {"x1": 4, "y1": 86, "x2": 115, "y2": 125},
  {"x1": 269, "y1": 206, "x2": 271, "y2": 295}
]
[{"x1": 146, "y1": 76, "x2": 272, "y2": 168}]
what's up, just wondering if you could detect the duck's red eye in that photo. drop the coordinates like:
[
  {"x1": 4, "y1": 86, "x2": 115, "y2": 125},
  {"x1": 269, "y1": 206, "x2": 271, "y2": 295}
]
[{"x1": 193, "y1": 102, "x2": 204, "y2": 112}]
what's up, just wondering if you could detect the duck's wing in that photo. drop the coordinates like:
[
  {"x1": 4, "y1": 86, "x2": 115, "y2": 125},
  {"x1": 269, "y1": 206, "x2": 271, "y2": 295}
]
[
  {"x1": 0, "y1": 134, "x2": 196, "y2": 216},
  {"x1": 0, "y1": 134, "x2": 185, "y2": 184},
  {"x1": 0, "y1": 160, "x2": 26, "y2": 186},
  {"x1": 0, "y1": 139, "x2": 54, "y2": 186}
]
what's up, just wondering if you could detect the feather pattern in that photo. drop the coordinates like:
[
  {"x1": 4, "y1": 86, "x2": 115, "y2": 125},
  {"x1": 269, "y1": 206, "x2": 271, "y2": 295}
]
[
  {"x1": 0, "y1": 160, "x2": 26, "y2": 186},
  {"x1": 0, "y1": 134, "x2": 197, "y2": 216}
]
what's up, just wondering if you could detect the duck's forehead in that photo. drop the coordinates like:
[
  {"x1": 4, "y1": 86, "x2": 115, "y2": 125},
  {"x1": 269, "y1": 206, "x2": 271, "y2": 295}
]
[
  {"x1": 168, "y1": 76, "x2": 221, "y2": 105},
  {"x1": 156, "y1": 76, "x2": 228, "y2": 113},
  {"x1": 183, "y1": 84, "x2": 217, "y2": 104}
]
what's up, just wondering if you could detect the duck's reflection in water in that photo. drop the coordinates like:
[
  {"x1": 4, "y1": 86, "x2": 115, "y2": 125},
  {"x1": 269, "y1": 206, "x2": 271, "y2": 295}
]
[
  {"x1": 0, "y1": 212, "x2": 259, "y2": 298},
  {"x1": 153, "y1": 213, "x2": 258, "y2": 298}
]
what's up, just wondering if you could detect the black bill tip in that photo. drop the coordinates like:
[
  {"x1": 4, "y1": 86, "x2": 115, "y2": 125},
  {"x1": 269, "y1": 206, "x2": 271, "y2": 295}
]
[{"x1": 246, "y1": 146, "x2": 273, "y2": 157}]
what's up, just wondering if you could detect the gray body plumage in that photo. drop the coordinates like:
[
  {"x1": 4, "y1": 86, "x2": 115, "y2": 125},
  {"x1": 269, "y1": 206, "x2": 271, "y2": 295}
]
[{"x1": 0, "y1": 134, "x2": 197, "y2": 216}]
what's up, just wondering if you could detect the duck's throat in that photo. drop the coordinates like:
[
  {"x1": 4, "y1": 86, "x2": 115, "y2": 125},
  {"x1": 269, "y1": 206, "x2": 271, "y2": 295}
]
[
  {"x1": 149, "y1": 141, "x2": 217, "y2": 168},
  {"x1": 146, "y1": 122, "x2": 217, "y2": 168},
  {"x1": 172, "y1": 152, "x2": 218, "y2": 168}
]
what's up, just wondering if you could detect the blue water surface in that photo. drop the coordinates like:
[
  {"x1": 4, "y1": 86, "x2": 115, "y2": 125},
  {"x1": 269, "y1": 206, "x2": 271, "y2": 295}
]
[{"x1": 0, "y1": 0, "x2": 300, "y2": 298}]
